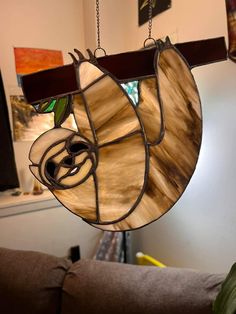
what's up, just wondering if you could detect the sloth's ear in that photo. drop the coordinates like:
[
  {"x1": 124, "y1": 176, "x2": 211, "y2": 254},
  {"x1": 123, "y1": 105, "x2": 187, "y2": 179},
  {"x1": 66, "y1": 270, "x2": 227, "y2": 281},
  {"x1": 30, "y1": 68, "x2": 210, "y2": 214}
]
[{"x1": 74, "y1": 60, "x2": 142, "y2": 146}]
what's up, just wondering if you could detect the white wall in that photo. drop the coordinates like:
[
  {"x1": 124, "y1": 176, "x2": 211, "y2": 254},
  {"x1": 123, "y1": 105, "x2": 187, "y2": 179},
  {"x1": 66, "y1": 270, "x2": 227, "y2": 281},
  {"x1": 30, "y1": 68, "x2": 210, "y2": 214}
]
[
  {"x1": 0, "y1": 205, "x2": 101, "y2": 258},
  {"x1": 93, "y1": 0, "x2": 236, "y2": 273},
  {"x1": 0, "y1": 0, "x2": 101, "y2": 258},
  {"x1": 83, "y1": 0, "x2": 130, "y2": 54}
]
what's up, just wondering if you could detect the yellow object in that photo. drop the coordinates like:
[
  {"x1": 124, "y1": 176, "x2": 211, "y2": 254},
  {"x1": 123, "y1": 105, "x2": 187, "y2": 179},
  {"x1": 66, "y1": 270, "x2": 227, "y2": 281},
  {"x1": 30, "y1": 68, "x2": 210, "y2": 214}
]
[{"x1": 136, "y1": 252, "x2": 166, "y2": 268}]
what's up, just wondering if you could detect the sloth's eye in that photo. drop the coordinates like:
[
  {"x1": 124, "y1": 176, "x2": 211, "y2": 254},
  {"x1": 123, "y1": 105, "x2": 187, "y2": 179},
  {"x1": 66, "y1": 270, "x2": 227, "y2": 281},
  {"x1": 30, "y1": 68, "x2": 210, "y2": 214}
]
[
  {"x1": 46, "y1": 161, "x2": 56, "y2": 178},
  {"x1": 68, "y1": 142, "x2": 88, "y2": 154}
]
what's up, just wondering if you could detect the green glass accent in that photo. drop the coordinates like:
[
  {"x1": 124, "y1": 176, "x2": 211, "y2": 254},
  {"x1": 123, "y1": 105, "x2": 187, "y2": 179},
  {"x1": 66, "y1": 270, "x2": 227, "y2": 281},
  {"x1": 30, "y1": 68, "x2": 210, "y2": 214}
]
[
  {"x1": 45, "y1": 99, "x2": 57, "y2": 112},
  {"x1": 36, "y1": 99, "x2": 57, "y2": 113},
  {"x1": 54, "y1": 96, "x2": 68, "y2": 127},
  {"x1": 121, "y1": 81, "x2": 139, "y2": 106}
]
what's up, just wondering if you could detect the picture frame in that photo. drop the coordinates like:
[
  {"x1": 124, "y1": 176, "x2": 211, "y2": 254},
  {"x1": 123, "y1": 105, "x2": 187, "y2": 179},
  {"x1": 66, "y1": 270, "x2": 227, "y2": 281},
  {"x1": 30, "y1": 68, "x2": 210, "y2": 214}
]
[{"x1": 138, "y1": 0, "x2": 171, "y2": 26}]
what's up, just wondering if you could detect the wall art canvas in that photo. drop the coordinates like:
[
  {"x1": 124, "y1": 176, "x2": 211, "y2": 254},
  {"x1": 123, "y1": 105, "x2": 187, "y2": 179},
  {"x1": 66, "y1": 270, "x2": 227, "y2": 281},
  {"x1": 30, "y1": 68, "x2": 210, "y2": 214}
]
[
  {"x1": 14, "y1": 47, "x2": 63, "y2": 87},
  {"x1": 11, "y1": 95, "x2": 77, "y2": 142},
  {"x1": 138, "y1": 0, "x2": 171, "y2": 26}
]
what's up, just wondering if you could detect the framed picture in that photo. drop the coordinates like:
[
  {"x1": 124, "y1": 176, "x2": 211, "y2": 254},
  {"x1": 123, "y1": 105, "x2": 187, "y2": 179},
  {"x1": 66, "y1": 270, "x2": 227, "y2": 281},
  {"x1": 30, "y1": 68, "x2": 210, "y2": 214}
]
[
  {"x1": 138, "y1": 0, "x2": 171, "y2": 26},
  {"x1": 14, "y1": 47, "x2": 64, "y2": 87},
  {"x1": 10, "y1": 95, "x2": 77, "y2": 142}
]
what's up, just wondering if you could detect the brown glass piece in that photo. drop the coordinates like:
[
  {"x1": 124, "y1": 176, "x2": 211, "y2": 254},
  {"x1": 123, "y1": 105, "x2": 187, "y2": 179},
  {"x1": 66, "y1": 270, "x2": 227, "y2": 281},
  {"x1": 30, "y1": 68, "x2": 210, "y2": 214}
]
[
  {"x1": 54, "y1": 175, "x2": 97, "y2": 221},
  {"x1": 138, "y1": 77, "x2": 163, "y2": 144},
  {"x1": 95, "y1": 133, "x2": 146, "y2": 223}
]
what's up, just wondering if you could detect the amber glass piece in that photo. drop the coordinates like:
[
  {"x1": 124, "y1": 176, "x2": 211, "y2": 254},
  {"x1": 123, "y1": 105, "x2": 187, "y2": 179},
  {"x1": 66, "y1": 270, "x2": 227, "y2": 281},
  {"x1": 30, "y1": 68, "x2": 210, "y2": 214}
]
[
  {"x1": 54, "y1": 175, "x2": 97, "y2": 221},
  {"x1": 83, "y1": 75, "x2": 141, "y2": 144},
  {"x1": 137, "y1": 77, "x2": 163, "y2": 144},
  {"x1": 96, "y1": 133, "x2": 146, "y2": 223}
]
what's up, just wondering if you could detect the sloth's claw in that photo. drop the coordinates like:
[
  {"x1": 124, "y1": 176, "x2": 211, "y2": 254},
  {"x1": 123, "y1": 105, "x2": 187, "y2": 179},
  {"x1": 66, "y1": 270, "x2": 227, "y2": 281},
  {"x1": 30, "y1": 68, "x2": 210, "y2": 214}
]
[
  {"x1": 86, "y1": 49, "x2": 97, "y2": 64},
  {"x1": 68, "y1": 52, "x2": 79, "y2": 64},
  {"x1": 74, "y1": 49, "x2": 85, "y2": 60}
]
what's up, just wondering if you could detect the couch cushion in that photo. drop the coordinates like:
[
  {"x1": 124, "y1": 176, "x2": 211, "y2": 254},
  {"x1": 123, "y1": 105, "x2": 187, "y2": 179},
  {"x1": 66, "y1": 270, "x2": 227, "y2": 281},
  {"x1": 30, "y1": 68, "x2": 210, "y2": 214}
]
[
  {"x1": 0, "y1": 247, "x2": 71, "y2": 314},
  {"x1": 61, "y1": 259, "x2": 224, "y2": 314}
]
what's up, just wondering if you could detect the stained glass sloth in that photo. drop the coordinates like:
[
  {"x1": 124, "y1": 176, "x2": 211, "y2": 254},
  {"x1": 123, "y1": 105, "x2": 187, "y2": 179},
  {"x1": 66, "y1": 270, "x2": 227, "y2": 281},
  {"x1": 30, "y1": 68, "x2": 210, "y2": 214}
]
[{"x1": 28, "y1": 38, "x2": 202, "y2": 231}]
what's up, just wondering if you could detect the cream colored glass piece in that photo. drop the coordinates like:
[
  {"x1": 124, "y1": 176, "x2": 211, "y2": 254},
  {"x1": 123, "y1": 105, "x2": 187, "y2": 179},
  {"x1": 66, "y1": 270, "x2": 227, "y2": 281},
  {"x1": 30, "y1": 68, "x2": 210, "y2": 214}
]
[
  {"x1": 29, "y1": 128, "x2": 73, "y2": 164},
  {"x1": 41, "y1": 143, "x2": 67, "y2": 184},
  {"x1": 78, "y1": 61, "x2": 104, "y2": 90},
  {"x1": 73, "y1": 94, "x2": 94, "y2": 142},
  {"x1": 60, "y1": 158, "x2": 93, "y2": 186},
  {"x1": 29, "y1": 165, "x2": 42, "y2": 184}
]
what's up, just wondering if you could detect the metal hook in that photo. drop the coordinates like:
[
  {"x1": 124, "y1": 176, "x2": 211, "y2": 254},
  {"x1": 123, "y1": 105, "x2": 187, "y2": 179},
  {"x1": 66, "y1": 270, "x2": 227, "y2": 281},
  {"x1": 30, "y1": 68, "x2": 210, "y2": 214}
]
[
  {"x1": 143, "y1": 37, "x2": 156, "y2": 48},
  {"x1": 94, "y1": 47, "x2": 107, "y2": 58}
]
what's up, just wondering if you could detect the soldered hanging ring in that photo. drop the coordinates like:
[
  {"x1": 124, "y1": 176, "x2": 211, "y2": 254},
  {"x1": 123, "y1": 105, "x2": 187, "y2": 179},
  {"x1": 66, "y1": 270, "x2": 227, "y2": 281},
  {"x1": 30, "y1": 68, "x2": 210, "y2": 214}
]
[
  {"x1": 143, "y1": 37, "x2": 156, "y2": 48},
  {"x1": 94, "y1": 47, "x2": 107, "y2": 58}
]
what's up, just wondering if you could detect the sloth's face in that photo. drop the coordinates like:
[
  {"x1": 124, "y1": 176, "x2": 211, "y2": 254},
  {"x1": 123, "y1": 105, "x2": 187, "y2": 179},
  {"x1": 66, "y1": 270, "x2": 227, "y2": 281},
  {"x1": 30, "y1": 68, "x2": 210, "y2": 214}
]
[{"x1": 29, "y1": 129, "x2": 97, "y2": 189}]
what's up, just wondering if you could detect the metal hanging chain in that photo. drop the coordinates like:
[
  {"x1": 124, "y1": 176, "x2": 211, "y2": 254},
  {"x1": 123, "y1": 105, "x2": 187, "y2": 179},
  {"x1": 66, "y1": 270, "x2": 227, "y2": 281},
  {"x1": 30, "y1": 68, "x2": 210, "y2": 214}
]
[
  {"x1": 96, "y1": 0, "x2": 101, "y2": 49},
  {"x1": 144, "y1": 0, "x2": 156, "y2": 47},
  {"x1": 148, "y1": 0, "x2": 153, "y2": 39},
  {"x1": 94, "y1": 0, "x2": 106, "y2": 57}
]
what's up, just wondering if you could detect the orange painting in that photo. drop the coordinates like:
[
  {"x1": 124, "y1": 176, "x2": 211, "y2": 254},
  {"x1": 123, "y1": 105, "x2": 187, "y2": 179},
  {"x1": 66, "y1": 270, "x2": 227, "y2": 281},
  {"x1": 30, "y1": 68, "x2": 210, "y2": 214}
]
[{"x1": 14, "y1": 47, "x2": 63, "y2": 86}]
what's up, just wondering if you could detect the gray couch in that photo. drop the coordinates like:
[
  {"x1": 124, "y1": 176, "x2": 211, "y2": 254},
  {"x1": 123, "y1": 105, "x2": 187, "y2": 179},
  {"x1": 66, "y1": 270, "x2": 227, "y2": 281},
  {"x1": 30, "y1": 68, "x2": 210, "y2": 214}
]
[{"x1": 0, "y1": 247, "x2": 224, "y2": 314}]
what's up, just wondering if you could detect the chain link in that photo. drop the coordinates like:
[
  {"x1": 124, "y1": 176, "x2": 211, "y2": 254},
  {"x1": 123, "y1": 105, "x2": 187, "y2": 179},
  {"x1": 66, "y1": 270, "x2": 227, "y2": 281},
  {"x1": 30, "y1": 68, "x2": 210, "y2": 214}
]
[
  {"x1": 96, "y1": 0, "x2": 101, "y2": 48},
  {"x1": 148, "y1": 0, "x2": 153, "y2": 39}
]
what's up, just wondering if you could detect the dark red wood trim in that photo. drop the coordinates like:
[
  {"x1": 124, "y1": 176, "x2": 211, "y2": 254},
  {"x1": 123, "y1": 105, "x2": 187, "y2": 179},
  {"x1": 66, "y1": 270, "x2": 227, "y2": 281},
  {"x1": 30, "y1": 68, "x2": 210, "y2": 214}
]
[{"x1": 22, "y1": 37, "x2": 227, "y2": 104}]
